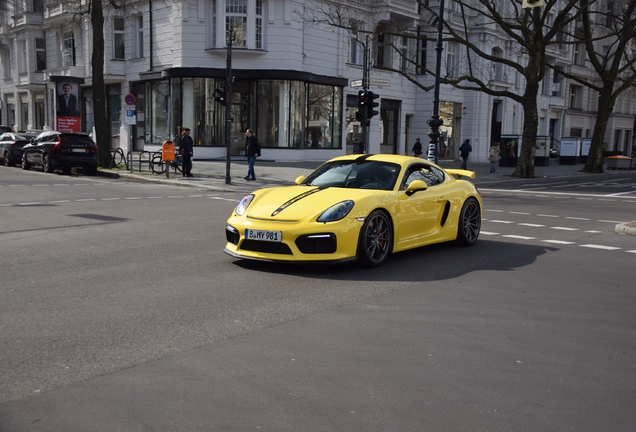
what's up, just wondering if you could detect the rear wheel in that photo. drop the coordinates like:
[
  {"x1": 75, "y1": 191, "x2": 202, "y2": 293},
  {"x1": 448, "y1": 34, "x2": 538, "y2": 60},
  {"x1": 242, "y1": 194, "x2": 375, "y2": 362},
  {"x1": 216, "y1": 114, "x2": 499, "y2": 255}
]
[
  {"x1": 42, "y1": 154, "x2": 54, "y2": 173},
  {"x1": 357, "y1": 210, "x2": 393, "y2": 267},
  {"x1": 150, "y1": 154, "x2": 166, "y2": 174},
  {"x1": 456, "y1": 198, "x2": 481, "y2": 246},
  {"x1": 3, "y1": 152, "x2": 12, "y2": 167},
  {"x1": 21, "y1": 152, "x2": 31, "y2": 170}
]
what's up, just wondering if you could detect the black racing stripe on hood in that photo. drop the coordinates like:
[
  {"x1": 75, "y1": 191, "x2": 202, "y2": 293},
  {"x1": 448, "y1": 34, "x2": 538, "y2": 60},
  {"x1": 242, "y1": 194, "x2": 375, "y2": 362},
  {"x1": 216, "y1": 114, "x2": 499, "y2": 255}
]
[{"x1": 271, "y1": 187, "x2": 327, "y2": 217}]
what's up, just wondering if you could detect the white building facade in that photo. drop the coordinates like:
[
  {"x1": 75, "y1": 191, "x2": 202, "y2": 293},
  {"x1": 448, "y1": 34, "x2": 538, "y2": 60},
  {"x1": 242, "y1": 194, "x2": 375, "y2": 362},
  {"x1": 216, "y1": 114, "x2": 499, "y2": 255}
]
[{"x1": 0, "y1": 0, "x2": 634, "y2": 163}]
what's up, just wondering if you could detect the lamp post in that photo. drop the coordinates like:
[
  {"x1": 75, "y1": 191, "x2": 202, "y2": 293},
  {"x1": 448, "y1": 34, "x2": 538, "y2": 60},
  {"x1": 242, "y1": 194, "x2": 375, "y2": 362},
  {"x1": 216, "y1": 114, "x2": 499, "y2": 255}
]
[
  {"x1": 224, "y1": 30, "x2": 233, "y2": 185},
  {"x1": 427, "y1": 0, "x2": 445, "y2": 164}
]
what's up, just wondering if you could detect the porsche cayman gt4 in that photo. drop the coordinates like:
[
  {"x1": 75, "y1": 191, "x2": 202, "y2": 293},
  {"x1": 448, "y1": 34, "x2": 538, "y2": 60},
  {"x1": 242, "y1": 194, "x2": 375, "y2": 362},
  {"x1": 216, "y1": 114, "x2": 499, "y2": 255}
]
[{"x1": 224, "y1": 154, "x2": 482, "y2": 267}]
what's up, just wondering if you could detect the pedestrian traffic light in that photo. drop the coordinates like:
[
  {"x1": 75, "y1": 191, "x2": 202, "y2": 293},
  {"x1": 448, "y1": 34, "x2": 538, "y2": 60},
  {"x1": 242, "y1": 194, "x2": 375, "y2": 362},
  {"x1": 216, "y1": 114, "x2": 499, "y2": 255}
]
[
  {"x1": 215, "y1": 87, "x2": 227, "y2": 106},
  {"x1": 365, "y1": 91, "x2": 380, "y2": 122},
  {"x1": 522, "y1": 0, "x2": 544, "y2": 8}
]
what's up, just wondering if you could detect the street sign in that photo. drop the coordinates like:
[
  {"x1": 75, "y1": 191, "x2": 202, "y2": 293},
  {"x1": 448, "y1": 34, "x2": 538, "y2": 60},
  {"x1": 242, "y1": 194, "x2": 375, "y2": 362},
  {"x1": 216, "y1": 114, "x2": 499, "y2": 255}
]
[
  {"x1": 124, "y1": 94, "x2": 136, "y2": 106},
  {"x1": 350, "y1": 79, "x2": 363, "y2": 88},
  {"x1": 370, "y1": 79, "x2": 390, "y2": 86},
  {"x1": 125, "y1": 110, "x2": 136, "y2": 125}
]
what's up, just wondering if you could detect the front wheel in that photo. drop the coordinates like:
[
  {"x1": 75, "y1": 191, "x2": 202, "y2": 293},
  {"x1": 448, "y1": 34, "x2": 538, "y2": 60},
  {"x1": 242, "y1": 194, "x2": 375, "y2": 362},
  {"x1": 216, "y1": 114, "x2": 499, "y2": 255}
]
[
  {"x1": 357, "y1": 210, "x2": 393, "y2": 267},
  {"x1": 456, "y1": 198, "x2": 481, "y2": 246}
]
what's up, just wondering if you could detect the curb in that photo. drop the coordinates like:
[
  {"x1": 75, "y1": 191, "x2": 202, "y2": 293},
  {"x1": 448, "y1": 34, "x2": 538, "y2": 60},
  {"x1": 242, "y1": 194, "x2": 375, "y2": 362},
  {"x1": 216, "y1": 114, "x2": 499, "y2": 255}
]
[{"x1": 615, "y1": 221, "x2": 636, "y2": 236}]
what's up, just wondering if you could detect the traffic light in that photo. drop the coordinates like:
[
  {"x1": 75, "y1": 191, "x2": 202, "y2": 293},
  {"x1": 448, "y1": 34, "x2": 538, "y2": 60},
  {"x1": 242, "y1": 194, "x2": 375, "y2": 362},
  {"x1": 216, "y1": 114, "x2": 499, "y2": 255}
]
[
  {"x1": 214, "y1": 86, "x2": 227, "y2": 106},
  {"x1": 522, "y1": 0, "x2": 544, "y2": 8},
  {"x1": 365, "y1": 91, "x2": 379, "y2": 122},
  {"x1": 356, "y1": 90, "x2": 367, "y2": 123}
]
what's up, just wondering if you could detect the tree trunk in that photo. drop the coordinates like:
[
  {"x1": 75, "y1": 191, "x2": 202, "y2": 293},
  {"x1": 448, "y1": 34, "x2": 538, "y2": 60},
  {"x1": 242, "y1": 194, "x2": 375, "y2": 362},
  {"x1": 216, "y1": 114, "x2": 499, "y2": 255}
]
[
  {"x1": 91, "y1": 0, "x2": 112, "y2": 168},
  {"x1": 582, "y1": 90, "x2": 613, "y2": 174},
  {"x1": 512, "y1": 89, "x2": 540, "y2": 178}
]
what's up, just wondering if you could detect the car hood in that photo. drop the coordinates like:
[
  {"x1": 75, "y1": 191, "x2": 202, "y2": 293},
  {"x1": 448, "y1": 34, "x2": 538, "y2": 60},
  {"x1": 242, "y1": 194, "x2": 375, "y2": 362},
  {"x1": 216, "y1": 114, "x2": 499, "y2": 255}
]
[{"x1": 246, "y1": 186, "x2": 366, "y2": 221}]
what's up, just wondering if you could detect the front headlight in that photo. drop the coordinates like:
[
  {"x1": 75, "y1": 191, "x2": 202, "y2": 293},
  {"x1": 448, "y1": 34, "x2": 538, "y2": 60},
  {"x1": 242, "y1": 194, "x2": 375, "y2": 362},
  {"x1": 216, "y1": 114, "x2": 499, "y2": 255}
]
[
  {"x1": 235, "y1": 194, "x2": 254, "y2": 216},
  {"x1": 317, "y1": 200, "x2": 354, "y2": 223}
]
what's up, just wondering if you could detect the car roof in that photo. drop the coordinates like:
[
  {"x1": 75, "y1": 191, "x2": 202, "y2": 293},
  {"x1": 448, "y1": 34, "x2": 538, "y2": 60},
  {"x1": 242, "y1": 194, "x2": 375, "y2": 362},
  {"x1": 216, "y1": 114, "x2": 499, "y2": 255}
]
[{"x1": 327, "y1": 153, "x2": 435, "y2": 166}]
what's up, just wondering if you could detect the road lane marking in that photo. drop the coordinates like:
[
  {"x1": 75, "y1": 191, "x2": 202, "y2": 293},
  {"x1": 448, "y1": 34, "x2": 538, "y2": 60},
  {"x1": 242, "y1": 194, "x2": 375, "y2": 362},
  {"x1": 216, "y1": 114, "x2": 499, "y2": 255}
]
[
  {"x1": 599, "y1": 220, "x2": 625, "y2": 224},
  {"x1": 100, "y1": 198, "x2": 120, "y2": 201},
  {"x1": 502, "y1": 235, "x2": 537, "y2": 240},
  {"x1": 537, "y1": 214, "x2": 559, "y2": 218},
  {"x1": 75, "y1": 199, "x2": 96, "y2": 202},
  {"x1": 542, "y1": 240, "x2": 576, "y2": 244},
  {"x1": 518, "y1": 223, "x2": 545, "y2": 227},
  {"x1": 510, "y1": 212, "x2": 531, "y2": 215},
  {"x1": 585, "y1": 230, "x2": 603, "y2": 233},
  {"x1": 580, "y1": 244, "x2": 621, "y2": 250},
  {"x1": 489, "y1": 220, "x2": 516, "y2": 224},
  {"x1": 566, "y1": 217, "x2": 590, "y2": 221},
  {"x1": 480, "y1": 231, "x2": 500, "y2": 235},
  {"x1": 550, "y1": 227, "x2": 579, "y2": 231}
]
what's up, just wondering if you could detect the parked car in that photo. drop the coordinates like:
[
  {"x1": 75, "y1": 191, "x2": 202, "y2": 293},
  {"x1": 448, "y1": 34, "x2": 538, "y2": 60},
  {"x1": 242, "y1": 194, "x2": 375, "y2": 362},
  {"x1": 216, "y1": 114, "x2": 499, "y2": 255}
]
[
  {"x1": 21, "y1": 131, "x2": 98, "y2": 175},
  {"x1": 0, "y1": 125, "x2": 13, "y2": 134},
  {"x1": 0, "y1": 132, "x2": 32, "y2": 167},
  {"x1": 225, "y1": 154, "x2": 482, "y2": 267}
]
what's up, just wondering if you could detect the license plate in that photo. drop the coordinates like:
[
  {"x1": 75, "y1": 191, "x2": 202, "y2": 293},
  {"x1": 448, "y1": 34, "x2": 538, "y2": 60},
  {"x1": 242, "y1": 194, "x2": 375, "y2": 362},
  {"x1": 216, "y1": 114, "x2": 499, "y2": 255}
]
[
  {"x1": 71, "y1": 148, "x2": 87, "y2": 153},
  {"x1": 245, "y1": 229, "x2": 282, "y2": 242}
]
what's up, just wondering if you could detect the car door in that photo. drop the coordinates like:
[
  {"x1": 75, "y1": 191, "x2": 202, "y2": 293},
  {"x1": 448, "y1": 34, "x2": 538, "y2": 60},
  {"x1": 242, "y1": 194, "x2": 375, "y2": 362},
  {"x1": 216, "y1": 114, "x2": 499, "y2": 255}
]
[{"x1": 394, "y1": 164, "x2": 451, "y2": 244}]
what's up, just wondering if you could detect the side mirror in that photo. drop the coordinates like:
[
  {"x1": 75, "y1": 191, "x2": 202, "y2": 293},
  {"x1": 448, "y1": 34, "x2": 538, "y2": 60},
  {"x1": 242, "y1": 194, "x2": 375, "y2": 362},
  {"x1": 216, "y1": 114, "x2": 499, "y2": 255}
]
[
  {"x1": 295, "y1": 175, "x2": 306, "y2": 185},
  {"x1": 405, "y1": 179, "x2": 428, "y2": 196}
]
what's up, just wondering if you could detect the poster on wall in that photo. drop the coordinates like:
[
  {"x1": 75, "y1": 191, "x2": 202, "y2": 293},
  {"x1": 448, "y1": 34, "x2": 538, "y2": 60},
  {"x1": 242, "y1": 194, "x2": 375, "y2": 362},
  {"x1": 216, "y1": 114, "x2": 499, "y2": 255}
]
[
  {"x1": 55, "y1": 81, "x2": 81, "y2": 132},
  {"x1": 581, "y1": 138, "x2": 592, "y2": 156},
  {"x1": 560, "y1": 137, "x2": 579, "y2": 157}
]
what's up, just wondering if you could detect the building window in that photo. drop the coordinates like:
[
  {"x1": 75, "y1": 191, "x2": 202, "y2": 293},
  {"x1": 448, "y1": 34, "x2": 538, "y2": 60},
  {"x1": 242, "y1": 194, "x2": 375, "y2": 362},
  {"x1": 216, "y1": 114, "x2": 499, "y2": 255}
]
[
  {"x1": 32, "y1": 0, "x2": 44, "y2": 12},
  {"x1": 418, "y1": 28, "x2": 427, "y2": 75},
  {"x1": 376, "y1": 33, "x2": 388, "y2": 68},
  {"x1": 18, "y1": 40, "x2": 27, "y2": 73},
  {"x1": 114, "y1": 18, "x2": 125, "y2": 60},
  {"x1": 255, "y1": 0, "x2": 263, "y2": 49},
  {"x1": 552, "y1": 66, "x2": 563, "y2": 96},
  {"x1": 400, "y1": 36, "x2": 410, "y2": 73},
  {"x1": 573, "y1": 43, "x2": 584, "y2": 65},
  {"x1": 569, "y1": 85, "x2": 582, "y2": 109},
  {"x1": 446, "y1": 41, "x2": 458, "y2": 78},
  {"x1": 35, "y1": 38, "x2": 46, "y2": 71},
  {"x1": 63, "y1": 32, "x2": 76, "y2": 67},
  {"x1": 0, "y1": 47, "x2": 10, "y2": 80},
  {"x1": 226, "y1": 0, "x2": 248, "y2": 48},
  {"x1": 146, "y1": 80, "x2": 170, "y2": 143},
  {"x1": 134, "y1": 15, "x2": 144, "y2": 58},
  {"x1": 492, "y1": 48, "x2": 503, "y2": 81}
]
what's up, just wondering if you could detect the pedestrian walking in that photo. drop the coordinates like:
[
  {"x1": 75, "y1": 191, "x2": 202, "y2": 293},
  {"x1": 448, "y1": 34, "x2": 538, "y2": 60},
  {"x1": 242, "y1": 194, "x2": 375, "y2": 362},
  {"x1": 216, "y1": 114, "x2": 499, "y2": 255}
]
[
  {"x1": 244, "y1": 129, "x2": 260, "y2": 180},
  {"x1": 180, "y1": 127, "x2": 194, "y2": 177},
  {"x1": 459, "y1": 139, "x2": 472, "y2": 169},
  {"x1": 412, "y1": 138, "x2": 423, "y2": 157},
  {"x1": 488, "y1": 142, "x2": 500, "y2": 173}
]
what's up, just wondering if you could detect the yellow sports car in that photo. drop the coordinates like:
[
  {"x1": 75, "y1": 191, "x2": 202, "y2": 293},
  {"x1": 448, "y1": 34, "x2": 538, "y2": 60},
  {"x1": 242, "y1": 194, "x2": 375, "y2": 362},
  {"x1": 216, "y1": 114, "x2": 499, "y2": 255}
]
[{"x1": 224, "y1": 154, "x2": 482, "y2": 267}]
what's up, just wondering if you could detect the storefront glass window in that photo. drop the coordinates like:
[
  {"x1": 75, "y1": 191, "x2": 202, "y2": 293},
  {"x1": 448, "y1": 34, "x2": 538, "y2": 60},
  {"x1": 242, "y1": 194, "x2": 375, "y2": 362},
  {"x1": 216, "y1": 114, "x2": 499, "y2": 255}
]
[
  {"x1": 306, "y1": 84, "x2": 334, "y2": 148},
  {"x1": 146, "y1": 80, "x2": 170, "y2": 143},
  {"x1": 289, "y1": 81, "x2": 304, "y2": 148},
  {"x1": 256, "y1": 80, "x2": 286, "y2": 147}
]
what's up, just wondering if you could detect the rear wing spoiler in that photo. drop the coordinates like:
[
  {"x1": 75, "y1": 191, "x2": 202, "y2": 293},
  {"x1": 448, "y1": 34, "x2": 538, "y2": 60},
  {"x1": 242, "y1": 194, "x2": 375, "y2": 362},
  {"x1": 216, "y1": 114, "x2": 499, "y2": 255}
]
[{"x1": 445, "y1": 169, "x2": 476, "y2": 179}]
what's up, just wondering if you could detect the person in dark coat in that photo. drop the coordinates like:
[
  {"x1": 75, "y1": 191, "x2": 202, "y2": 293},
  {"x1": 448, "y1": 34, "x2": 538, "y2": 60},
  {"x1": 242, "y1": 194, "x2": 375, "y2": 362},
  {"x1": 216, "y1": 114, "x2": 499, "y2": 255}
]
[
  {"x1": 412, "y1": 138, "x2": 423, "y2": 157},
  {"x1": 244, "y1": 129, "x2": 260, "y2": 180},
  {"x1": 459, "y1": 139, "x2": 472, "y2": 169},
  {"x1": 179, "y1": 127, "x2": 194, "y2": 177}
]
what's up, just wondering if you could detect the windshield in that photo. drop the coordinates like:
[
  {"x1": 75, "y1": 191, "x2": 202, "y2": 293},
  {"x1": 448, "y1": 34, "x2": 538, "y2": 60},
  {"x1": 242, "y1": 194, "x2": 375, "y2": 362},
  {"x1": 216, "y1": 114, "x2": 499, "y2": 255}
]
[{"x1": 302, "y1": 160, "x2": 401, "y2": 191}]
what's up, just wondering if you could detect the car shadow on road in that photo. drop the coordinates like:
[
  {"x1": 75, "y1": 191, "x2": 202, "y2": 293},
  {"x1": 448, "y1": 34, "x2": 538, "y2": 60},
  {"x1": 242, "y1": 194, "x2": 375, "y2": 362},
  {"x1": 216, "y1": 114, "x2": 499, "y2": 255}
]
[{"x1": 232, "y1": 240, "x2": 558, "y2": 282}]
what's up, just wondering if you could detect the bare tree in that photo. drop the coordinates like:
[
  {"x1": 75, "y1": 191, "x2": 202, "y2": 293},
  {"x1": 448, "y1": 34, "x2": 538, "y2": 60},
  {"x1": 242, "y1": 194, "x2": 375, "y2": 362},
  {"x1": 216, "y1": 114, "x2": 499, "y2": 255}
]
[
  {"x1": 553, "y1": 0, "x2": 636, "y2": 173},
  {"x1": 305, "y1": 0, "x2": 602, "y2": 178}
]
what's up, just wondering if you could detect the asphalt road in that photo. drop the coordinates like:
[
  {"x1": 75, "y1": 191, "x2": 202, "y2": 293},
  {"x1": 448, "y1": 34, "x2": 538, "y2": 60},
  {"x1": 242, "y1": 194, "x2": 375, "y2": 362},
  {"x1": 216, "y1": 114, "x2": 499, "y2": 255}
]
[{"x1": 0, "y1": 166, "x2": 635, "y2": 431}]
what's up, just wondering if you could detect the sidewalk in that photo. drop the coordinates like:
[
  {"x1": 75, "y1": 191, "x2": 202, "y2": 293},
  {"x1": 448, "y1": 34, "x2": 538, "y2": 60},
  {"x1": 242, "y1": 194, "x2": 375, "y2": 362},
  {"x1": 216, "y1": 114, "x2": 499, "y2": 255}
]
[{"x1": 97, "y1": 156, "x2": 636, "y2": 235}]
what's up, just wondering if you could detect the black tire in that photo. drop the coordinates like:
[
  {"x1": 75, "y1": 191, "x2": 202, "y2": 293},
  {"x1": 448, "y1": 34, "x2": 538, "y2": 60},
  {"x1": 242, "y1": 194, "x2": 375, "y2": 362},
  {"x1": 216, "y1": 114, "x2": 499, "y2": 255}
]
[
  {"x1": 21, "y1": 152, "x2": 31, "y2": 170},
  {"x1": 3, "y1": 152, "x2": 12, "y2": 167},
  {"x1": 43, "y1": 154, "x2": 54, "y2": 173},
  {"x1": 456, "y1": 197, "x2": 481, "y2": 246},
  {"x1": 357, "y1": 210, "x2": 393, "y2": 267},
  {"x1": 151, "y1": 154, "x2": 166, "y2": 174}
]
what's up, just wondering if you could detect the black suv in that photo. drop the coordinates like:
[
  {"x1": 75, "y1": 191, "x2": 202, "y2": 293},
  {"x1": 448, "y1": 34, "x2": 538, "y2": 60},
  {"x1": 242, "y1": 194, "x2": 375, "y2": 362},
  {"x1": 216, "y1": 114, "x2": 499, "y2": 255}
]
[
  {"x1": 0, "y1": 126, "x2": 13, "y2": 134},
  {"x1": 22, "y1": 131, "x2": 98, "y2": 175}
]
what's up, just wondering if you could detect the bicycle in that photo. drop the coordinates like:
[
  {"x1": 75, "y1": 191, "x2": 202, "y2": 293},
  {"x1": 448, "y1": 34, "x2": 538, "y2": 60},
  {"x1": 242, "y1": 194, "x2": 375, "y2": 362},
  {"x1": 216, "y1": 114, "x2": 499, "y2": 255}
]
[
  {"x1": 150, "y1": 153, "x2": 183, "y2": 175},
  {"x1": 109, "y1": 148, "x2": 127, "y2": 169}
]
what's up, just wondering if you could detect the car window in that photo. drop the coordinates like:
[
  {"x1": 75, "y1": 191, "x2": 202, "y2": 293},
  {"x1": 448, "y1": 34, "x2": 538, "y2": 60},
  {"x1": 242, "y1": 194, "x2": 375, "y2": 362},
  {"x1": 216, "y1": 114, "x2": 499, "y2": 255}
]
[
  {"x1": 0, "y1": 134, "x2": 7, "y2": 140},
  {"x1": 302, "y1": 160, "x2": 400, "y2": 191},
  {"x1": 61, "y1": 134, "x2": 95, "y2": 146},
  {"x1": 402, "y1": 164, "x2": 446, "y2": 189}
]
